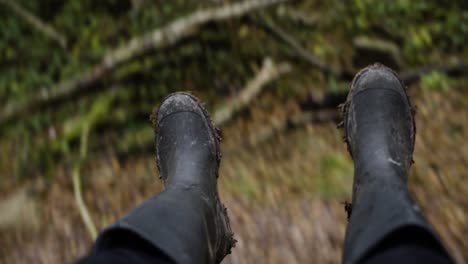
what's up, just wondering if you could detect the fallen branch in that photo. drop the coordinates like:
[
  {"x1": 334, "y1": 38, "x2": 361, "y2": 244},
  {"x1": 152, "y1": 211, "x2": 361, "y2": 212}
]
[
  {"x1": 213, "y1": 58, "x2": 291, "y2": 126},
  {"x1": 51, "y1": 60, "x2": 468, "y2": 161},
  {"x1": 299, "y1": 62, "x2": 468, "y2": 112},
  {"x1": 118, "y1": 58, "x2": 291, "y2": 155},
  {"x1": 254, "y1": 17, "x2": 352, "y2": 79},
  {"x1": 0, "y1": 0, "x2": 67, "y2": 49},
  {"x1": 26, "y1": 58, "x2": 290, "y2": 172},
  {"x1": 256, "y1": 17, "x2": 468, "y2": 87},
  {"x1": 0, "y1": 0, "x2": 288, "y2": 127}
]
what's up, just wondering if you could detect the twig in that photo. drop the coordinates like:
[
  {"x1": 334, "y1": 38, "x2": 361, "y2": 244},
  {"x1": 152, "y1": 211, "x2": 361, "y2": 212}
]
[
  {"x1": 276, "y1": 8, "x2": 321, "y2": 27},
  {"x1": 72, "y1": 165, "x2": 97, "y2": 240},
  {"x1": 254, "y1": 18, "x2": 350, "y2": 79},
  {"x1": 0, "y1": 0, "x2": 289, "y2": 127},
  {"x1": 0, "y1": 0, "x2": 67, "y2": 49},
  {"x1": 213, "y1": 58, "x2": 291, "y2": 126},
  {"x1": 72, "y1": 124, "x2": 98, "y2": 240}
]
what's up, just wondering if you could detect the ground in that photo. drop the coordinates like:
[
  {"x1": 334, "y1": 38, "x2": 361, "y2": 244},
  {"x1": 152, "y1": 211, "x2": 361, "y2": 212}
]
[{"x1": 0, "y1": 83, "x2": 467, "y2": 264}]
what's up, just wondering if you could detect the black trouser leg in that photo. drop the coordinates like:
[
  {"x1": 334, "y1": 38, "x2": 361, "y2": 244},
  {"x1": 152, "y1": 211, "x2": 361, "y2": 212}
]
[
  {"x1": 361, "y1": 226, "x2": 453, "y2": 264},
  {"x1": 80, "y1": 185, "x2": 221, "y2": 264},
  {"x1": 77, "y1": 229, "x2": 173, "y2": 264},
  {"x1": 342, "y1": 172, "x2": 454, "y2": 264}
]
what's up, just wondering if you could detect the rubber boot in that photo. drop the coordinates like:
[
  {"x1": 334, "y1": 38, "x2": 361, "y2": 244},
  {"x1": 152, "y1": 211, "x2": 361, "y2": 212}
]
[
  {"x1": 340, "y1": 64, "x2": 451, "y2": 264},
  {"x1": 93, "y1": 92, "x2": 235, "y2": 263}
]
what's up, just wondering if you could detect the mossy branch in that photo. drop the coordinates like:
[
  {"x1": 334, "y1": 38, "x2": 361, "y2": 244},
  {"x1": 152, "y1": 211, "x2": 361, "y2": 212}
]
[
  {"x1": 255, "y1": 17, "x2": 347, "y2": 78},
  {"x1": 0, "y1": 0, "x2": 289, "y2": 127}
]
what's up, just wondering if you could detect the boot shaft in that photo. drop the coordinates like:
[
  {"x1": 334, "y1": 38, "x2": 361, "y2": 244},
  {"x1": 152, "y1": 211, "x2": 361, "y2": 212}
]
[
  {"x1": 341, "y1": 64, "x2": 450, "y2": 264},
  {"x1": 344, "y1": 65, "x2": 415, "y2": 177}
]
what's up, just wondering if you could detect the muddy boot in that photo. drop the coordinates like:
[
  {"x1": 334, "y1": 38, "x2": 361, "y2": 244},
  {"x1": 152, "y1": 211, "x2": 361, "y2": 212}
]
[
  {"x1": 340, "y1": 64, "x2": 451, "y2": 264},
  {"x1": 93, "y1": 92, "x2": 235, "y2": 263}
]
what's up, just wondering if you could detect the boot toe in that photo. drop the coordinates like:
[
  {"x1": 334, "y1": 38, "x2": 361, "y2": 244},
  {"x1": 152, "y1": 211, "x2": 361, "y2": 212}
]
[
  {"x1": 157, "y1": 92, "x2": 205, "y2": 123},
  {"x1": 351, "y1": 63, "x2": 406, "y2": 96},
  {"x1": 343, "y1": 63, "x2": 416, "y2": 169}
]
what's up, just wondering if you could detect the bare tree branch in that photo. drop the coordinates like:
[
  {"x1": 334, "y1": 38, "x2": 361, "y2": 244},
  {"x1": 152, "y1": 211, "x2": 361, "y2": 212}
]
[
  {"x1": 0, "y1": 0, "x2": 67, "y2": 49},
  {"x1": 213, "y1": 58, "x2": 291, "y2": 126},
  {"x1": 255, "y1": 14, "x2": 468, "y2": 114},
  {"x1": 254, "y1": 18, "x2": 352, "y2": 79},
  {"x1": 0, "y1": 0, "x2": 289, "y2": 127},
  {"x1": 256, "y1": 17, "x2": 468, "y2": 87},
  {"x1": 36, "y1": 57, "x2": 290, "y2": 164}
]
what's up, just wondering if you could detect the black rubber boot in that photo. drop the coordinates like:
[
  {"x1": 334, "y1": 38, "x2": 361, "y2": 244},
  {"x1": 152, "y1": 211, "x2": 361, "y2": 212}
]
[
  {"x1": 92, "y1": 92, "x2": 235, "y2": 263},
  {"x1": 340, "y1": 64, "x2": 451, "y2": 264}
]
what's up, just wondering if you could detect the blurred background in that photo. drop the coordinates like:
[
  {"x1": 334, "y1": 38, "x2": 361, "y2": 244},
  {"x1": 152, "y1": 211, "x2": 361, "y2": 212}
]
[{"x1": 0, "y1": 0, "x2": 467, "y2": 263}]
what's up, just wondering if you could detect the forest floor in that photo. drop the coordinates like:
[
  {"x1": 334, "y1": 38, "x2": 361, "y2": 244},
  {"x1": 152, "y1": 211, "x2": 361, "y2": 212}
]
[{"x1": 0, "y1": 84, "x2": 467, "y2": 264}]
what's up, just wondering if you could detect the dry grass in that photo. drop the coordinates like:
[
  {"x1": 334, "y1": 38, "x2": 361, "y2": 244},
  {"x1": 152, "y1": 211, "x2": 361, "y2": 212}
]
[{"x1": 0, "y1": 86, "x2": 467, "y2": 263}]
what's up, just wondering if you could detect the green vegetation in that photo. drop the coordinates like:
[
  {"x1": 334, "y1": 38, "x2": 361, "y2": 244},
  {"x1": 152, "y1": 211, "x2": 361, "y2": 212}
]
[
  {"x1": 1, "y1": 0, "x2": 467, "y2": 181},
  {"x1": 1, "y1": 1, "x2": 468, "y2": 262},
  {"x1": 421, "y1": 71, "x2": 453, "y2": 92}
]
